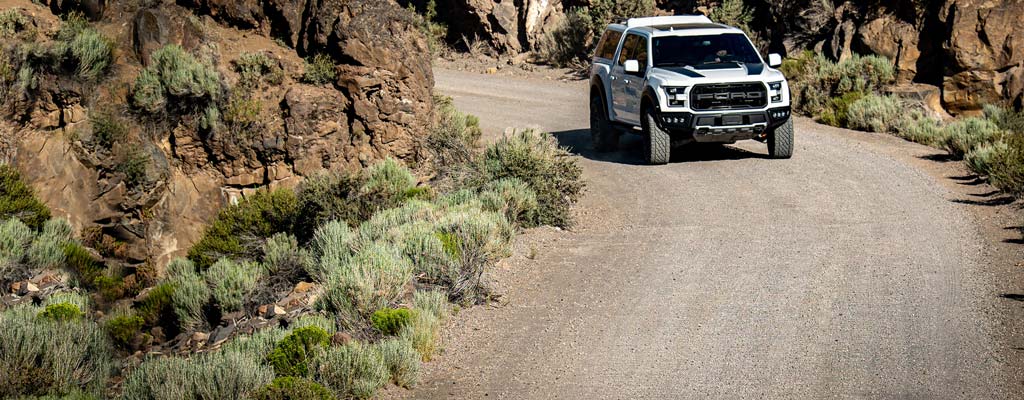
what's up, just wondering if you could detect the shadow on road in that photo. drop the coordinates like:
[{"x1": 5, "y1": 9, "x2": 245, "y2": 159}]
[{"x1": 550, "y1": 128, "x2": 768, "y2": 165}]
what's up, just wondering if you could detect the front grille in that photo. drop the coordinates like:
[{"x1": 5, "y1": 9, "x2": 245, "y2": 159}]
[{"x1": 690, "y1": 82, "x2": 768, "y2": 111}]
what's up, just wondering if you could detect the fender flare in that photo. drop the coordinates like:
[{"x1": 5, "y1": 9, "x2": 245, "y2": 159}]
[
  {"x1": 590, "y1": 76, "x2": 611, "y2": 116},
  {"x1": 641, "y1": 86, "x2": 661, "y2": 115}
]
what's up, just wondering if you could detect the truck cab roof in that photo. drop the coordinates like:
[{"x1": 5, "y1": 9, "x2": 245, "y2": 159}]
[{"x1": 606, "y1": 15, "x2": 744, "y2": 38}]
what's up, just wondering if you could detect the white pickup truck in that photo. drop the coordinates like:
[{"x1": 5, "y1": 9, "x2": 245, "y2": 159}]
[{"x1": 589, "y1": 15, "x2": 793, "y2": 164}]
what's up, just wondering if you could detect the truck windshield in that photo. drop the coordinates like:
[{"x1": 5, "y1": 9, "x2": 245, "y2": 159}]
[{"x1": 652, "y1": 33, "x2": 761, "y2": 69}]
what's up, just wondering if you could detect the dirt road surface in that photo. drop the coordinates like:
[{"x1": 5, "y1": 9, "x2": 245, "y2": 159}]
[{"x1": 398, "y1": 68, "x2": 1024, "y2": 399}]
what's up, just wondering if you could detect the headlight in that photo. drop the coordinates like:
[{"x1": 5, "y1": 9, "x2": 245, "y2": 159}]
[
  {"x1": 768, "y1": 81, "x2": 783, "y2": 103},
  {"x1": 664, "y1": 86, "x2": 687, "y2": 107}
]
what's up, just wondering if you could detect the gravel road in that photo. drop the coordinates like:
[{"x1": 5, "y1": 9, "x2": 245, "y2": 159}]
[{"x1": 400, "y1": 68, "x2": 1022, "y2": 399}]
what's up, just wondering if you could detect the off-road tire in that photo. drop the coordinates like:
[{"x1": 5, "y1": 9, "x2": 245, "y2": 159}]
[
  {"x1": 768, "y1": 118, "x2": 794, "y2": 159},
  {"x1": 642, "y1": 108, "x2": 671, "y2": 165},
  {"x1": 590, "y1": 93, "x2": 619, "y2": 152}
]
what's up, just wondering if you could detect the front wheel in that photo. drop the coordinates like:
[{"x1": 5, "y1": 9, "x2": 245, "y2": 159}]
[
  {"x1": 768, "y1": 118, "x2": 794, "y2": 159},
  {"x1": 641, "y1": 108, "x2": 671, "y2": 165},
  {"x1": 590, "y1": 93, "x2": 619, "y2": 152}
]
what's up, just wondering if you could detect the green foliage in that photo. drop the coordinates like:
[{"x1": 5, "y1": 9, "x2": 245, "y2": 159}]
[
  {"x1": 105, "y1": 313, "x2": 145, "y2": 347},
  {"x1": 0, "y1": 8, "x2": 29, "y2": 37},
  {"x1": 894, "y1": 113, "x2": 947, "y2": 147},
  {"x1": 846, "y1": 94, "x2": 904, "y2": 133},
  {"x1": 302, "y1": 54, "x2": 335, "y2": 85},
  {"x1": 399, "y1": 308, "x2": 441, "y2": 361},
  {"x1": 434, "y1": 231, "x2": 462, "y2": 260},
  {"x1": 136, "y1": 283, "x2": 175, "y2": 325},
  {"x1": 480, "y1": 129, "x2": 584, "y2": 227},
  {"x1": 785, "y1": 52, "x2": 895, "y2": 116},
  {"x1": 203, "y1": 258, "x2": 261, "y2": 312},
  {"x1": 371, "y1": 307, "x2": 413, "y2": 335},
  {"x1": 222, "y1": 90, "x2": 262, "y2": 129},
  {"x1": 429, "y1": 96, "x2": 483, "y2": 190},
  {"x1": 263, "y1": 232, "x2": 312, "y2": 281},
  {"x1": 62, "y1": 242, "x2": 104, "y2": 288},
  {"x1": 0, "y1": 218, "x2": 33, "y2": 280},
  {"x1": 433, "y1": 207, "x2": 513, "y2": 302},
  {"x1": 412, "y1": 290, "x2": 449, "y2": 321},
  {"x1": 267, "y1": 326, "x2": 331, "y2": 377},
  {"x1": 311, "y1": 342, "x2": 389, "y2": 400},
  {"x1": 0, "y1": 164, "x2": 51, "y2": 230},
  {"x1": 92, "y1": 274, "x2": 125, "y2": 301},
  {"x1": 68, "y1": 27, "x2": 113, "y2": 80},
  {"x1": 988, "y1": 133, "x2": 1024, "y2": 197},
  {"x1": 26, "y1": 218, "x2": 72, "y2": 270},
  {"x1": 966, "y1": 140, "x2": 1008, "y2": 177},
  {"x1": 479, "y1": 177, "x2": 539, "y2": 227},
  {"x1": 44, "y1": 291, "x2": 91, "y2": 313},
  {"x1": 709, "y1": 0, "x2": 754, "y2": 33},
  {"x1": 818, "y1": 91, "x2": 863, "y2": 127},
  {"x1": 116, "y1": 145, "x2": 150, "y2": 189},
  {"x1": 120, "y1": 350, "x2": 274, "y2": 400},
  {"x1": 221, "y1": 326, "x2": 288, "y2": 360},
  {"x1": 308, "y1": 220, "x2": 356, "y2": 281},
  {"x1": 252, "y1": 377, "x2": 336, "y2": 400},
  {"x1": 295, "y1": 172, "x2": 366, "y2": 242},
  {"x1": 376, "y1": 339, "x2": 420, "y2": 388},
  {"x1": 984, "y1": 104, "x2": 1024, "y2": 134},
  {"x1": 316, "y1": 242, "x2": 413, "y2": 327},
  {"x1": 165, "y1": 258, "x2": 210, "y2": 330},
  {"x1": 37, "y1": 302, "x2": 83, "y2": 322},
  {"x1": 291, "y1": 314, "x2": 338, "y2": 335},
  {"x1": 0, "y1": 305, "x2": 113, "y2": 398},
  {"x1": 942, "y1": 117, "x2": 1004, "y2": 160},
  {"x1": 188, "y1": 188, "x2": 298, "y2": 270},
  {"x1": 363, "y1": 158, "x2": 417, "y2": 199},
  {"x1": 132, "y1": 44, "x2": 223, "y2": 115},
  {"x1": 233, "y1": 52, "x2": 283, "y2": 88},
  {"x1": 540, "y1": 0, "x2": 653, "y2": 67},
  {"x1": 89, "y1": 111, "x2": 128, "y2": 150}
]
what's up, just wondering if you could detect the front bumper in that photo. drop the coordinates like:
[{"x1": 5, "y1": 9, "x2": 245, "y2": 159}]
[{"x1": 657, "y1": 107, "x2": 791, "y2": 143}]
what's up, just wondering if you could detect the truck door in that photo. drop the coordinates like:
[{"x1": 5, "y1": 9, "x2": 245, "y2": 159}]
[
  {"x1": 622, "y1": 35, "x2": 649, "y2": 124},
  {"x1": 610, "y1": 33, "x2": 640, "y2": 121}
]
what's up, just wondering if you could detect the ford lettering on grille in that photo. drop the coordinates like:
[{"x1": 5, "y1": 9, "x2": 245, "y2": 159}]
[{"x1": 690, "y1": 83, "x2": 768, "y2": 111}]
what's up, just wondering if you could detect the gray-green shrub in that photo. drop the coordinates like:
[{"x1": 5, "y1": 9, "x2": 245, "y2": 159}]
[
  {"x1": 0, "y1": 304, "x2": 113, "y2": 398},
  {"x1": 26, "y1": 218, "x2": 72, "y2": 270},
  {"x1": 311, "y1": 342, "x2": 389, "y2": 400},
  {"x1": 166, "y1": 258, "x2": 211, "y2": 330},
  {"x1": 846, "y1": 94, "x2": 904, "y2": 133},
  {"x1": 204, "y1": 258, "x2": 261, "y2": 313},
  {"x1": 316, "y1": 242, "x2": 413, "y2": 328},
  {"x1": 263, "y1": 232, "x2": 311, "y2": 281},
  {"x1": 234, "y1": 52, "x2": 283, "y2": 88},
  {"x1": 0, "y1": 8, "x2": 29, "y2": 37},
  {"x1": 966, "y1": 141, "x2": 1009, "y2": 176},
  {"x1": 69, "y1": 28, "x2": 113, "y2": 80},
  {"x1": 783, "y1": 52, "x2": 895, "y2": 116},
  {"x1": 539, "y1": 0, "x2": 654, "y2": 67},
  {"x1": 376, "y1": 338, "x2": 420, "y2": 388},
  {"x1": 309, "y1": 220, "x2": 356, "y2": 281},
  {"x1": 942, "y1": 117, "x2": 1004, "y2": 159},
  {"x1": 479, "y1": 177, "x2": 538, "y2": 227},
  {"x1": 132, "y1": 44, "x2": 223, "y2": 114},
  {"x1": 302, "y1": 54, "x2": 335, "y2": 85},
  {"x1": 480, "y1": 129, "x2": 583, "y2": 227},
  {"x1": 120, "y1": 350, "x2": 274, "y2": 400}
]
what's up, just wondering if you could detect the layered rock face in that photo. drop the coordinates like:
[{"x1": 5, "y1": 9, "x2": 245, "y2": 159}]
[{"x1": 1, "y1": 0, "x2": 433, "y2": 267}]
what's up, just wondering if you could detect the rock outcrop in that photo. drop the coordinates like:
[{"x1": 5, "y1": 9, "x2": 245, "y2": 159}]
[{"x1": 1, "y1": 0, "x2": 433, "y2": 267}]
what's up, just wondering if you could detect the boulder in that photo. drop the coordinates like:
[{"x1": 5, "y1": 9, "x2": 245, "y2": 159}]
[
  {"x1": 432, "y1": 0, "x2": 565, "y2": 53},
  {"x1": 941, "y1": 0, "x2": 1024, "y2": 112},
  {"x1": 853, "y1": 15, "x2": 920, "y2": 82}
]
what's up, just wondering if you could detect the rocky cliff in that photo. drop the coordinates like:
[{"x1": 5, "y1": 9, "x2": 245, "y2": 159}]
[
  {"x1": 422, "y1": 0, "x2": 1023, "y2": 114},
  {"x1": 0, "y1": 0, "x2": 433, "y2": 268}
]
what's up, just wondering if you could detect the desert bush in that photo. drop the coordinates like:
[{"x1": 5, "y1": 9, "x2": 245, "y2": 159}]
[
  {"x1": 120, "y1": 350, "x2": 273, "y2": 400},
  {"x1": 426, "y1": 207, "x2": 513, "y2": 302},
  {"x1": 44, "y1": 291, "x2": 91, "y2": 313},
  {"x1": 105, "y1": 311, "x2": 145, "y2": 347},
  {"x1": 68, "y1": 27, "x2": 113, "y2": 80},
  {"x1": 308, "y1": 220, "x2": 356, "y2": 281},
  {"x1": 479, "y1": 177, "x2": 538, "y2": 227},
  {"x1": 845, "y1": 93, "x2": 904, "y2": 133},
  {"x1": 267, "y1": 326, "x2": 331, "y2": 377},
  {"x1": 400, "y1": 307, "x2": 441, "y2": 361},
  {"x1": 302, "y1": 54, "x2": 335, "y2": 85},
  {"x1": 116, "y1": 145, "x2": 150, "y2": 189},
  {"x1": 894, "y1": 113, "x2": 947, "y2": 147},
  {"x1": 709, "y1": 0, "x2": 754, "y2": 33},
  {"x1": 479, "y1": 130, "x2": 583, "y2": 227},
  {"x1": 540, "y1": 0, "x2": 654, "y2": 67},
  {"x1": 136, "y1": 282, "x2": 175, "y2": 326},
  {"x1": 25, "y1": 218, "x2": 72, "y2": 270},
  {"x1": 165, "y1": 258, "x2": 211, "y2": 329},
  {"x1": 818, "y1": 91, "x2": 863, "y2": 127},
  {"x1": 988, "y1": 134, "x2": 1024, "y2": 196},
  {"x1": 371, "y1": 307, "x2": 413, "y2": 335},
  {"x1": 311, "y1": 342, "x2": 389, "y2": 400},
  {"x1": 413, "y1": 290, "x2": 449, "y2": 321},
  {"x1": 984, "y1": 104, "x2": 1024, "y2": 134},
  {"x1": 0, "y1": 8, "x2": 29, "y2": 37},
  {"x1": 204, "y1": 258, "x2": 261, "y2": 313},
  {"x1": 221, "y1": 326, "x2": 289, "y2": 359},
  {"x1": 376, "y1": 338, "x2": 420, "y2": 388},
  {"x1": 0, "y1": 218, "x2": 33, "y2": 280},
  {"x1": 252, "y1": 377, "x2": 336, "y2": 400},
  {"x1": 363, "y1": 158, "x2": 417, "y2": 199},
  {"x1": 131, "y1": 44, "x2": 223, "y2": 114},
  {"x1": 317, "y1": 242, "x2": 413, "y2": 327},
  {"x1": 62, "y1": 242, "x2": 104, "y2": 287},
  {"x1": 942, "y1": 117, "x2": 1004, "y2": 159},
  {"x1": 262, "y1": 232, "x2": 311, "y2": 281},
  {"x1": 428, "y1": 96, "x2": 482, "y2": 189},
  {"x1": 291, "y1": 314, "x2": 337, "y2": 335},
  {"x1": 0, "y1": 305, "x2": 112, "y2": 398},
  {"x1": 406, "y1": 0, "x2": 448, "y2": 54},
  {"x1": 786, "y1": 52, "x2": 895, "y2": 116},
  {"x1": 37, "y1": 302, "x2": 83, "y2": 322},
  {"x1": 188, "y1": 188, "x2": 298, "y2": 269},
  {"x1": 295, "y1": 172, "x2": 367, "y2": 241},
  {"x1": 356, "y1": 200, "x2": 438, "y2": 243},
  {"x1": 234, "y1": 52, "x2": 283, "y2": 88},
  {"x1": 222, "y1": 90, "x2": 262, "y2": 129},
  {"x1": 89, "y1": 111, "x2": 128, "y2": 150},
  {"x1": 0, "y1": 164, "x2": 51, "y2": 230},
  {"x1": 966, "y1": 141, "x2": 1009, "y2": 177}
]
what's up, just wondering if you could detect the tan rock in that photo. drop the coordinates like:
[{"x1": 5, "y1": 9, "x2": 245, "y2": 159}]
[
  {"x1": 293, "y1": 282, "x2": 315, "y2": 293},
  {"x1": 192, "y1": 331, "x2": 210, "y2": 342},
  {"x1": 17, "y1": 282, "x2": 39, "y2": 296}
]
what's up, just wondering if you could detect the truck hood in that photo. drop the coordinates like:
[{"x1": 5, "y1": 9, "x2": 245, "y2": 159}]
[{"x1": 650, "y1": 63, "x2": 780, "y2": 82}]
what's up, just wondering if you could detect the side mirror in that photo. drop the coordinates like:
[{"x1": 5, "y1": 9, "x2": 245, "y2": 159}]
[
  {"x1": 624, "y1": 59, "x2": 640, "y2": 74},
  {"x1": 768, "y1": 53, "x2": 783, "y2": 68}
]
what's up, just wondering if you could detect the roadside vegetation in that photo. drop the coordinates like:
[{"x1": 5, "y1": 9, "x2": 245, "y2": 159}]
[
  {"x1": 0, "y1": 95, "x2": 584, "y2": 397},
  {"x1": 782, "y1": 51, "x2": 1024, "y2": 197}
]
